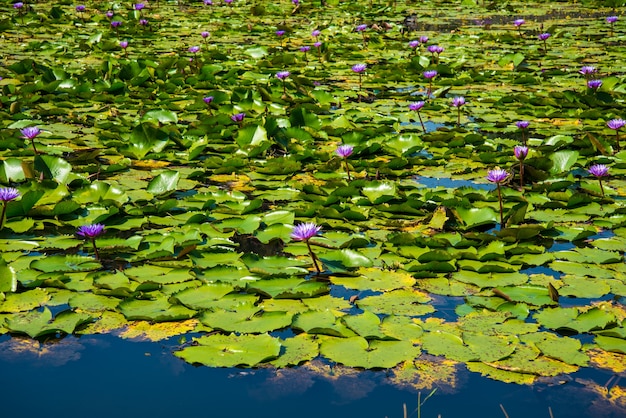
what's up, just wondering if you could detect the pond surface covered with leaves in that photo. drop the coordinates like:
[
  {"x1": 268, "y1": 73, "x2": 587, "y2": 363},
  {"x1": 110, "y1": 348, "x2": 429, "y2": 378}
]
[{"x1": 1, "y1": 0, "x2": 626, "y2": 415}]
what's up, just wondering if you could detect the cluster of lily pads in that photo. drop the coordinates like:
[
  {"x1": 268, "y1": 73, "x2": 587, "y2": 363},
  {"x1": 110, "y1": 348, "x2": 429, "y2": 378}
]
[{"x1": 1, "y1": 0, "x2": 626, "y2": 399}]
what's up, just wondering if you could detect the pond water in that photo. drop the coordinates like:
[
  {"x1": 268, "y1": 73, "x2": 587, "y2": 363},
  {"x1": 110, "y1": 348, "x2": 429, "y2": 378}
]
[{"x1": 0, "y1": 333, "x2": 619, "y2": 418}]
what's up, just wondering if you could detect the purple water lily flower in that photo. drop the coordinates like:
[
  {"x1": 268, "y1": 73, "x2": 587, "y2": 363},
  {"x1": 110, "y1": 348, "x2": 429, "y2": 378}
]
[
  {"x1": 189, "y1": 46, "x2": 200, "y2": 54},
  {"x1": 513, "y1": 19, "x2": 525, "y2": 27},
  {"x1": 514, "y1": 145, "x2": 528, "y2": 160},
  {"x1": 120, "y1": 41, "x2": 128, "y2": 49},
  {"x1": 77, "y1": 224, "x2": 106, "y2": 260},
  {"x1": 427, "y1": 45, "x2": 444, "y2": 54},
  {"x1": 336, "y1": 144, "x2": 354, "y2": 158},
  {"x1": 300, "y1": 46, "x2": 310, "y2": 52},
  {"x1": 139, "y1": 19, "x2": 148, "y2": 25},
  {"x1": 231, "y1": 112, "x2": 246, "y2": 123},
  {"x1": 409, "y1": 40, "x2": 420, "y2": 49},
  {"x1": 538, "y1": 33, "x2": 551, "y2": 41},
  {"x1": 106, "y1": 10, "x2": 114, "y2": 18},
  {"x1": 291, "y1": 222, "x2": 322, "y2": 273},
  {"x1": 111, "y1": 20, "x2": 122, "y2": 28},
  {"x1": 134, "y1": 3, "x2": 145, "y2": 10},
  {"x1": 21, "y1": 126, "x2": 41, "y2": 154},
  {"x1": 276, "y1": 30, "x2": 285, "y2": 36},
  {"x1": 0, "y1": 187, "x2": 20, "y2": 231},
  {"x1": 423, "y1": 70, "x2": 437, "y2": 79},
  {"x1": 352, "y1": 63, "x2": 367, "y2": 73},
  {"x1": 0, "y1": 188, "x2": 20, "y2": 202},
  {"x1": 451, "y1": 96, "x2": 465, "y2": 107},
  {"x1": 409, "y1": 102, "x2": 425, "y2": 111},
  {"x1": 579, "y1": 66, "x2": 597, "y2": 78},
  {"x1": 516, "y1": 120, "x2": 530, "y2": 130},
  {"x1": 356, "y1": 24, "x2": 367, "y2": 32},
  {"x1": 13, "y1": 2, "x2": 24, "y2": 9},
  {"x1": 487, "y1": 168, "x2": 509, "y2": 225},
  {"x1": 314, "y1": 41, "x2": 322, "y2": 48},
  {"x1": 419, "y1": 36, "x2": 429, "y2": 44},
  {"x1": 203, "y1": 96, "x2": 214, "y2": 104},
  {"x1": 77, "y1": 223, "x2": 106, "y2": 239},
  {"x1": 608, "y1": 119, "x2": 626, "y2": 131},
  {"x1": 76, "y1": 5, "x2": 86, "y2": 12},
  {"x1": 607, "y1": 16, "x2": 618, "y2": 24},
  {"x1": 201, "y1": 31, "x2": 210, "y2": 39},
  {"x1": 204, "y1": 0, "x2": 213, "y2": 4},
  {"x1": 276, "y1": 71, "x2": 290, "y2": 80},
  {"x1": 589, "y1": 164, "x2": 609, "y2": 196},
  {"x1": 312, "y1": 29, "x2": 321, "y2": 37},
  {"x1": 587, "y1": 79, "x2": 602, "y2": 90}
]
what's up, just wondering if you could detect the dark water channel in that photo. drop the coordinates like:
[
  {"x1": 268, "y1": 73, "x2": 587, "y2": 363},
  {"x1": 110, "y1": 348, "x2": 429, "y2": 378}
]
[{"x1": 0, "y1": 332, "x2": 621, "y2": 418}]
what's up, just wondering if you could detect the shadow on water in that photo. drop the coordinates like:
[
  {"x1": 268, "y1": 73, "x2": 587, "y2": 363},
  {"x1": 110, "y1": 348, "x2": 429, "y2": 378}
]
[{"x1": 415, "y1": 175, "x2": 496, "y2": 191}]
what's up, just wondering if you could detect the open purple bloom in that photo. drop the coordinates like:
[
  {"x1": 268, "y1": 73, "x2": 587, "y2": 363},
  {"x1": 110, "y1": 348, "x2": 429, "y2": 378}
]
[
  {"x1": 513, "y1": 19, "x2": 525, "y2": 27},
  {"x1": 134, "y1": 3, "x2": 145, "y2": 10},
  {"x1": 356, "y1": 24, "x2": 367, "y2": 32},
  {"x1": 291, "y1": 222, "x2": 322, "y2": 241},
  {"x1": 451, "y1": 96, "x2": 466, "y2": 107},
  {"x1": 312, "y1": 29, "x2": 321, "y2": 37},
  {"x1": 139, "y1": 19, "x2": 148, "y2": 25},
  {"x1": 201, "y1": 31, "x2": 210, "y2": 38},
  {"x1": 106, "y1": 10, "x2": 114, "y2": 18},
  {"x1": 607, "y1": 119, "x2": 626, "y2": 130},
  {"x1": 111, "y1": 21, "x2": 122, "y2": 28},
  {"x1": 276, "y1": 71, "x2": 290, "y2": 80},
  {"x1": 224, "y1": 0, "x2": 233, "y2": 4},
  {"x1": 203, "y1": 96, "x2": 214, "y2": 104},
  {"x1": 77, "y1": 224, "x2": 106, "y2": 239},
  {"x1": 607, "y1": 16, "x2": 618, "y2": 24},
  {"x1": 204, "y1": 0, "x2": 213, "y2": 4},
  {"x1": 336, "y1": 145, "x2": 354, "y2": 158},
  {"x1": 300, "y1": 46, "x2": 310, "y2": 52},
  {"x1": 587, "y1": 79, "x2": 602, "y2": 90},
  {"x1": 409, "y1": 101, "x2": 425, "y2": 111},
  {"x1": 13, "y1": 2, "x2": 24, "y2": 9},
  {"x1": 423, "y1": 70, "x2": 437, "y2": 79},
  {"x1": 427, "y1": 45, "x2": 444, "y2": 54},
  {"x1": 20, "y1": 126, "x2": 41, "y2": 140},
  {"x1": 514, "y1": 145, "x2": 529, "y2": 160},
  {"x1": 409, "y1": 40, "x2": 420, "y2": 49},
  {"x1": 0, "y1": 188, "x2": 20, "y2": 202},
  {"x1": 352, "y1": 63, "x2": 367, "y2": 73},
  {"x1": 189, "y1": 46, "x2": 200, "y2": 53},
  {"x1": 487, "y1": 168, "x2": 509, "y2": 183},
  {"x1": 419, "y1": 36, "x2": 429, "y2": 44},
  {"x1": 538, "y1": 32, "x2": 551, "y2": 41},
  {"x1": 579, "y1": 66, "x2": 597, "y2": 77},
  {"x1": 589, "y1": 164, "x2": 609, "y2": 177},
  {"x1": 231, "y1": 112, "x2": 246, "y2": 123},
  {"x1": 314, "y1": 41, "x2": 322, "y2": 48},
  {"x1": 516, "y1": 120, "x2": 530, "y2": 130},
  {"x1": 276, "y1": 30, "x2": 285, "y2": 37},
  {"x1": 76, "y1": 5, "x2": 86, "y2": 12},
  {"x1": 120, "y1": 41, "x2": 128, "y2": 49}
]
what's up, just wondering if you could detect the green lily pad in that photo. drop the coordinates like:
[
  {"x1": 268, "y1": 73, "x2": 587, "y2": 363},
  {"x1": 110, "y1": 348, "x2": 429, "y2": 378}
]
[
  {"x1": 175, "y1": 333, "x2": 281, "y2": 367},
  {"x1": 320, "y1": 336, "x2": 420, "y2": 369}
]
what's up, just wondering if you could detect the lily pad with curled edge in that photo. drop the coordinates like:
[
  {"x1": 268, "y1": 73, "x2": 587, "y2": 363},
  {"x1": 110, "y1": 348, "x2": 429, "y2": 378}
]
[
  {"x1": 458, "y1": 311, "x2": 538, "y2": 336},
  {"x1": 522, "y1": 332, "x2": 589, "y2": 366},
  {"x1": 452, "y1": 271, "x2": 528, "y2": 289},
  {"x1": 319, "y1": 336, "x2": 420, "y2": 369},
  {"x1": 117, "y1": 298, "x2": 197, "y2": 322},
  {"x1": 0, "y1": 288, "x2": 50, "y2": 313},
  {"x1": 361, "y1": 181, "x2": 398, "y2": 204},
  {"x1": 330, "y1": 268, "x2": 415, "y2": 291},
  {"x1": 6, "y1": 308, "x2": 92, "y2": 338},
  {"x1": 119, "y1": 319, "x2": 198, "y2": 342},
  {"x1": 587, "y1": 348, "x2": 626, "y2": 373},
  {"x1": 558, "y1": 276, "x2": 612, "y2": 299},
  {"x1": 380, "y1": 315, "x2": 424, "y2": 343},
  {"x1": 175, "y1": 333, "x2": 281, "y2": 367},
  {"x1": 124, "y1": 265, "x2": 194, "y2": 285},
  {"x1": 341, "y1": 311, "x2": 390, "y2": 340},
  {"x1": 357, "y1": 289, "x2": 433, "y2": 316},
  {"x1": 595, "y1": 336, "x2": 626, "y2": 354},
  {"x1": 30, "y1": 255, "x2": 101, "y2": 273},
  {"x1": 534, "y1": 307, "x2": 616, "y2": 334},
  {"x1": 492, "y1": 285, "x2": 556, "y2": 307},
  {"x1": 241, "y1": 254, "x2": 310, "y2": 276},
  {"x1": 246, "y1": 277, "x2": 329, "y2": 299},
  {"x1": 200, "y1": 306, "x2": 293, "y2": 334},
  {"x1": 271, "y1": 334, "x2": 320, "y2": 367},
  {"x1": 390, "y1": 358, "x2": 458, "y2": 391},
  {"x1": 169, "y1": 283, "x2": 236, "y2": 310},
  {"x1": 466, "y1": 362, "x2": 536, "y2": 385},
  {"x1": 552, "y1": 247, "x2": 623, "y2": 264},
  {"x1": 452, "y1": 207, "x2": 498, "y2": 229},
  {"x1": 292, "y1": 310, "x2": 357, "y2": 338}
]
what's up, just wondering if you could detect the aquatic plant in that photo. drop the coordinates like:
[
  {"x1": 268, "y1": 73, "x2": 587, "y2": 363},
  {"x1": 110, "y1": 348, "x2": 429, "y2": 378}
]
[
  {"x1": 356, "y1": 23, "x2": 367, "y2": 47},
  {"x1": 607, "y1": 118, "x2": 625, "y2": 152},
  {"x1": 538, "y1": 32, "x2": 551, "y2": 53},
  {"x1": 427, "y1": 45, "x2": 444, "y2": 64},
  {"x1": 0, "y1": 188, "x2": 20, "y2": 231},
  {"x1": 300, "y1": 45, "x2": 310, "y2": 63},
  {"x1": 336, "y1": 144, "x2": 354, "y2": 181},
  {"x1": 20, "y1": 126, "x2": 41, "y2": 155},
  {"x1": 587, "y1": 79, "x2": 602, "y2": 91},
  {"x1": 352, "y1": 63, "x2": 367, "y2": 92},
  {"x1": 515, "y1": 120, "x2": 530, "y2": 145},
  {"x1": 514, "y1": 145, "x2": 528, "y2": 188},
  {"x1": 77, "y1": 224, "x2": 106, "y2": 260},
  {"x1": 451, "y1": 96, "x2": 466, "y2": 126},
  {"x1": 606, "y1": 15, "x2": 618, "y2": 36},
  {"x1": 513, "y1": 19, "x2": 525, "y2": 36},
  {"x1": 276, "y1": 71, "x2": 290, "y2": 96},
  {"x1": 588, "y1": 164, "x2": 609, "y2": 196},
  {"x1": 409, "y1": 101, "x2": 426, "y2": 132},
  {"x1": 291, "y1": 222, "x2": 322, "y2": 273},
  {"x1": 231, "y1": 112, "x2": 246, "y2": 127},
  {"x1": 201, "y1": 31, "x2": 210, "y2": 44},
  {"x1": 120, "y1": 40, "x2": 129, "y2": 57},
  {"x1": 487, "y1": 168, "x2": 509, "y2": 225},
  {"x1": 423, "y1": 70, "x2": 437, "y2": 96}
]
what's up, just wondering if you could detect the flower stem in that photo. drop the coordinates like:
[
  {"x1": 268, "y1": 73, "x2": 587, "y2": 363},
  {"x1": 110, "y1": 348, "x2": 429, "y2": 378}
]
[
  {"x1": 417, "y1": 111, "x2": 425, "y2": 132},
  {"x1": 91, "y1": 238, "x2": 100, "y2": 260},
  {"x1": 521, "y1": 129, "x2": 526, "y2": 146},
  {"x1": 0, "y1": 202, "x2": 7, "y2": 231},
  {"x1": 496, "y1": 183, "x2": 504, "y2": 226},
  {"x1": 599, "y1": 179, "x2": 605, "y2": 197},
  {"x1": 457, "y1": 108, "x2": 461, "y2": 127},
  {"x1": 343, "y1": 158, "x2": 352, "y2": 181},
  {"x1": 306, "y1": 240, "x2": 321, "y2": 274},
  {"x1": 519, "y1": 161, "x2": 524, "y2": 189},
  {"x1": 615, "y1": 131, "x2": 621, "y2": 152}
]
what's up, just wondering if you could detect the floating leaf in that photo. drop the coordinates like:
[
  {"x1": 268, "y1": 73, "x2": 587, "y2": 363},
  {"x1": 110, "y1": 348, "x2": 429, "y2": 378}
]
[
  {"x1": 320, "y1": 336, "x2": 420, "y2": 369},
  {"x1": 175, "y1": 333, "x2": 280, "y2": 367}
]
